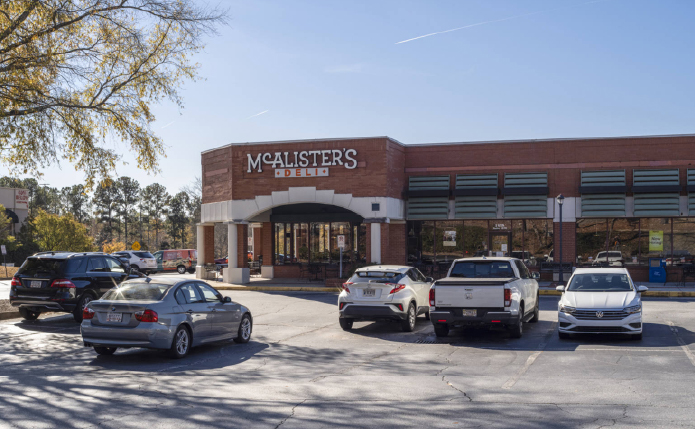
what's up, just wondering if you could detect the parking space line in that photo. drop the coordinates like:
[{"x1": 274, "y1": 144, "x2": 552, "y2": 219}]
[
  {"x1": 502, "y1": 321, "x2": 556, "y2": 389},
  {"x1": 668, "y1": 321, "x2": 695, "y2": 367}
]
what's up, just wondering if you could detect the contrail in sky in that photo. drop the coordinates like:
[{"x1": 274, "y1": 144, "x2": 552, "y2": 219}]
[
  {"x1": 161, "y1": 121, "x2": 175, "y2": 129},
  {"x1": 395, "y1": 0, "x2": 612, "y2": 45},
  {"x1": 245, "y1": 110, "x2": 270, "y2": 119}
]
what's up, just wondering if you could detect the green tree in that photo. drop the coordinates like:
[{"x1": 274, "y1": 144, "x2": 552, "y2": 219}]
[
  {"x1": 0, "y1": 1, "x2": 226, "y2": 189},
  {"x1": 167, "y1": 192, "x2": 189, "y2": 248},
  {"x1": 181, "y1": 176, "x2": 202, "y2": 247},
  {"x1": 93, "y1": 181, "x2": 119, "y2": 243},
  {"x1": 32, "y1": 209, "x2": 94, "y2": 252},
  {"x1": 115, "y1": 177, "x2": 140, "y2": 247},
  {"x1": 142, "y1": 183, "x2": 169, "y2": 249},
  {"x1": 61, "y1": 184, "x2": 90, "y2": 223}
]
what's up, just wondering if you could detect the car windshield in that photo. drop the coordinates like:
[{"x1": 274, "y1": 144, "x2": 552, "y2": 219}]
[
  {"x1": 449, "y1": 261, "x2": 515, "y2": 278},
  {"x1": 351, "y1": 271, "x2": 405, "y2": 283},
  {"x1": 101, "y1": 283, "x2": 170, "y2": 301},
  {"x1": 567, "y1": 273, "x2": 633, "y2": 292},
  {"x1": 18, "y1": 258, "x2": 65, "y2": 276},
  {"x1": 134, "y1": 252, "x2": 154, "y2": 258}
]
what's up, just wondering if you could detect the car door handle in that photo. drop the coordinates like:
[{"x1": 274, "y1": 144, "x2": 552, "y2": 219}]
[
  {"x1": 211, "y1": 309, "x2": 217, "y2": 312},
  {"x1": 186, "y1": 310, "x2": 194, "y2": 314}
]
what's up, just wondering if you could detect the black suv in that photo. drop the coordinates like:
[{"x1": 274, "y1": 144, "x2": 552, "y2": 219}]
[{"x1": 9, "y1": 252, "x2": 136, "y2": 322}]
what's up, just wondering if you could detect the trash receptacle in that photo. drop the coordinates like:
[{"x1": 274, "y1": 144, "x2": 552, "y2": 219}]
[{"x1": 648, "y1": 258, "x2": 666, "y2": 283}]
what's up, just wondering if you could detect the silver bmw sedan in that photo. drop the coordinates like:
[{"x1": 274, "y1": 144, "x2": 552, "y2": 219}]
[{"x1": 80, "y1": 277, "x2": 252, "y2": 358}]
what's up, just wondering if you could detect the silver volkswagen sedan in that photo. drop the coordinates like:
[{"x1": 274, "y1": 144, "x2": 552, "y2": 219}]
[{"x1": 80, "y1": 277, "x2": 253, "y2": 358}]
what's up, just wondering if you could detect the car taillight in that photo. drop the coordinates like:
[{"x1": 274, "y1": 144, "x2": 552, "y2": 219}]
[
  {"x1": 389, "y1": 283, "x2": 406, "y2": 294},
  {"x1": 429, "y1": 288, "x2": 435, "y2": 306},
  {"x1": 51, "y1": 279, "x2": 76, "y2": 288},
  {"x1": 82, "y1": 307, "x2": 95, "y2": 320},
  {"x1": 504, "y1": 288, "x2": 512, "y2": 307},
  {"x1": 342, "y1": 282, "x2": 353, "y2": 293},
  {"x1": 339, "y1": 302, "x2": 346, "y2": 310},
  {"x1": 134, "y1": 309, "x2": 158, "y2": 323},
  {"x1": 10, "y1": 277, "x2": 20, "y2": 287}
]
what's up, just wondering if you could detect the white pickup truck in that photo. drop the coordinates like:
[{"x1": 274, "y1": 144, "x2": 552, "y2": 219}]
[{"x1": 429, "y1": 257, "x2": 540, "y2": 338}]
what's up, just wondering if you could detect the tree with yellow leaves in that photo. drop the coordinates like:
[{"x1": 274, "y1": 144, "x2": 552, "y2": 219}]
[{"x1": 0, "y1": 0, "x2": 226, "y2": 188}]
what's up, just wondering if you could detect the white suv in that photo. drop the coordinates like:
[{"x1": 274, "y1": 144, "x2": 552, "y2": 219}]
[
  {"x1": 112, "y1": 251, "x2": 157, "y2": 274},
  {"x1": 338, "y1": 265, "x2": 433, "y2": 332},
  {"x1": 557, "y1": 268, "x2": 647, "y2": 340}
]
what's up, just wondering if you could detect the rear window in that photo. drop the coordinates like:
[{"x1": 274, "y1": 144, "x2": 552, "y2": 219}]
[
  {"x1": 133, "y1": 252, "x2": 154, "y2": 258},
  {"x1": 101, "y1": 283, "x2": 170, "y2": 301},
  {"x1": 449, "y1": 261, "x2": 515, "y2": 278},
  {"x1": 18, "y1": 258, "x2": 65, "y2": 276},
  {"x1": 349, "y1": 271, "x2": 406, "y2": 283}
]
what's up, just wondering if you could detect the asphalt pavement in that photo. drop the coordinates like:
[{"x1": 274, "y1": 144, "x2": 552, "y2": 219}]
[{"x1": 0, "y1": 292, "x2": 694, "y2": 428}]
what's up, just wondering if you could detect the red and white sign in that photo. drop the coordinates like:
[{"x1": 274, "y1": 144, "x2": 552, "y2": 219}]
[
  {"x1": 275, "y1": 168, "x2": 329, "y2": 178},
  {"x1": 14, "y1": 189, "x2": 28, "y2": 210}
]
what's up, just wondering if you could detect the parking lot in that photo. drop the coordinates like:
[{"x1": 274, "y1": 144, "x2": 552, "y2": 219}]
[{"x1": 1, "y1": 291, "x2": 694, "y2": 428}]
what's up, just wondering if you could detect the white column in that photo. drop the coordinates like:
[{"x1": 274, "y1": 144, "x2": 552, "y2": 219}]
[
  {"x1": 195, "y1": 224, "x2": 206, "y2": 279},
  {"x1": 223, "y1": 223, "x2": 250, "y2": 284},
  {"x1": 370, "y1": 223, "x2": 381, "y2": 264}
]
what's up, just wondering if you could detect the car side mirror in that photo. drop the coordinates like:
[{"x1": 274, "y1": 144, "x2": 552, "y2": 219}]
[
  {"x1": 223, "y1": 296, "x2": 232, "y2": 303},
  {"x1": 426, "y1": 277, "x2": 434, "y2": 283},
  {"x1": 556, "y1": 285, "x2": 565, "y2": 292},
  {"x1": 638, "y1": 285, "x2": 648, "y2": 292},
  {"x1": 531, "y1": 272, "x2": 540, "y2": 280}
]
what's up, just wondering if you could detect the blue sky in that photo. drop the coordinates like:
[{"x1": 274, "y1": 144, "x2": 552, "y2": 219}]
[{"x1": 35, "y1": 0, "x2": 695, "y2": 194}]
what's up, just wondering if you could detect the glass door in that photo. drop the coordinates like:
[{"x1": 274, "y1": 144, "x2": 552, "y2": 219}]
[{"x1": 489, "y1": 232, "x2": 511, "y2": 257}]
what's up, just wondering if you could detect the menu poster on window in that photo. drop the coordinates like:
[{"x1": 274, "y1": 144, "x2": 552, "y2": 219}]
[
  {"x1": 443, "y1": 231, "x2": 456, "y2": 247},
  {"x1": 649, "y1": 230, "x2": 663, "y2": 252}
]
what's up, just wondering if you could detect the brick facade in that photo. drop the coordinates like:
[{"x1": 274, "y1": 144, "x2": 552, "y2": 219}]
[
  {"x1": 236, "y1": 224, "x2": 248, "y2": 269},
  {"x1": 261, "y1": 222, "x2": 273, "y2": 266},
  {"x1": 553, "y1": 222, "x2": 576, "y2": 264},
  {"x1": 203, "y1": 225, "x2": 215, "y2": 264}
]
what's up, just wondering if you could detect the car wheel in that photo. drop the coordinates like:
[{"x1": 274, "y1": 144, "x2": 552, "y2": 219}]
[
  {"x1": 234, "y1": 314, "x2": 253, "y2": 344},
  {"x1": 434, "y1": 323, "x2": 449, "y2": 337},
  {"x1": 509, "y1": 306, "x2": 523, "y2": 339},
  {"x1": 529, "y1": 295, "x2": 540, "y2": 323},
  {"x1": 73, "y1": 294, "x2": 93, "y2": 323},
  {"x1": 630, "y1": 332, "x2": 643, "y2": 341},
  {"x1": 339, "y1": 318, "x2": 354, "y2": 331},
  {"x1": 177, "y1": 265, "x2": 186, "y2": 274},
  {"x1": 169, "y1": 325, "x2": 191, "y2": 358},
  {"x1": 424, "y1": 309, "x2": 431, "y2": 321},
  {"x1": 401, "y1": 302, "x2": 416, "y2": 332},
  {"x1": 94, "y1": 346, "x2": 117, "y2": 356},
  {"x1": 558, "y1": 331, "x2": 570, "y2": 340},
  {"x1": 18, "y1": 308, "x2": 40, "y2": 321}
]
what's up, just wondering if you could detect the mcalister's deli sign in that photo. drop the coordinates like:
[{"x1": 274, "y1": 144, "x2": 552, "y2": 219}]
[{"x1": 247, "y1": 148, "x2": 358, "y2": 174}]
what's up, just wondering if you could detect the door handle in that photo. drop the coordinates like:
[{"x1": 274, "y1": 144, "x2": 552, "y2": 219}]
[
  {"x1": 186, "y1": 310, "x2": 193, "y2": 313},
  {"x1": 211, "y1": 309, "x2": 217, "y2": 312}
]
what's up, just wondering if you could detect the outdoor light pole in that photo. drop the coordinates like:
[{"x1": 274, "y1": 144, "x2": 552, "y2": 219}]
[{"x1": 556, "y1": 194, "x2": 565, "y2": 284}]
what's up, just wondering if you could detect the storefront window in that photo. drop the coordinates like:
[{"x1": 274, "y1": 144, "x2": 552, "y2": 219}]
[
  {"x1": 294, "y1": 223, "x2": 309, "y2": 263},
  {"x1": 640, "y1": 218, "x2": 673, "y2": 266},
  {"x1": 576, "y1": 219, "x2": 608, "y2": 266},
  {"x1": 435, "y1": 221, "x2": 464, "y2": 263},
  {"x1": 421, "y1": 221, "x2": 435, "y2": 265},
  {"x1": 511, "y1": 220, "x2": 527, "y2": 264},
  {"x1": 463, "y1": 220, "x2": 488, "y2": 257},
  {"x1": 672, "y1": 218, "x2": 695, "y2": 265},
  {"x1": 330, "y1": 222, "x2": 351, "y2": 262},
  {"x1": 607, "y1": 218, "x2": 640, "y2": 266},
  {"x1": 525, "y1": 219, "x2": 553, "y2": 264}
]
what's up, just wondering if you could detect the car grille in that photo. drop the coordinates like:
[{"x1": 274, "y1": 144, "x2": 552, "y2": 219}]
[
  {"x1": 573, "y1": 309, "x2": 628, "y2": 320},
  {"x1": 569, "y1": 326, "x2": 630, "y2": 333}
]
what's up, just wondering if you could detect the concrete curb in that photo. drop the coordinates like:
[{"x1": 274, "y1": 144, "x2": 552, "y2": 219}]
[{"x1": 0, "y1": 311, "x2": 20, "y2": 320}]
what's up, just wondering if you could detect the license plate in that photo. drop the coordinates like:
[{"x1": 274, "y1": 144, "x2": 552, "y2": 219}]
[
  {"x1": 363, "y1": 289, "x2": 375, "y2": 297},
  {"x1": 106, "y1": 313, "x2": 122, "y2": 322},
  {"x1": 30, "y1": 281, "x2": 42, "y2": 288},
  {"x1": 462, "y1": 309, "x2": 477, "y2": 317}
]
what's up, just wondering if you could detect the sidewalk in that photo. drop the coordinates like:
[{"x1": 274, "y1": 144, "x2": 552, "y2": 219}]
[{"x1": 210, "y1": 276, "x2": 342, "y2": 292}]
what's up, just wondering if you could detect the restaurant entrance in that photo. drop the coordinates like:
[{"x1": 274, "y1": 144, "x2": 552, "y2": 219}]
[{"x1": 489, "y1": 231, "x2": 511, "y2": 257}]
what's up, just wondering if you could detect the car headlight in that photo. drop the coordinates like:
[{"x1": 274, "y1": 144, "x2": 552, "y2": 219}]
[
  {"x1": 624, "y1": 304, "x2": 641, "y2": 314},
  {"x1": 559, "y1": 304, "x2": 576, "y2": 314}
]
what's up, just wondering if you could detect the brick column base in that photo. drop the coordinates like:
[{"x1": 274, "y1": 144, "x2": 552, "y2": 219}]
[{"x1": 553, "y1": 221, "x2": 576, "y2": 264}]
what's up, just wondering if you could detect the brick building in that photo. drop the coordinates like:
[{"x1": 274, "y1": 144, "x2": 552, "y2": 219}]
[{"x1": 198, "y1": 135, "x2": 695, "y2": 283}]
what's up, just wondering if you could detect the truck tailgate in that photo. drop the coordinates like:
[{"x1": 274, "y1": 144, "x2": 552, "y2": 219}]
[{"x1": 434, "y1": 279, "x2": 510, "y2": 308}]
